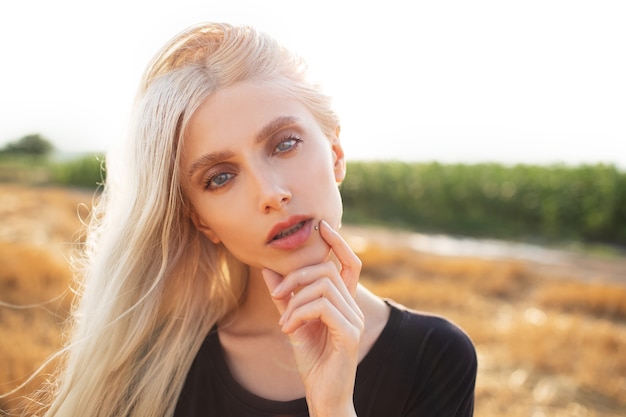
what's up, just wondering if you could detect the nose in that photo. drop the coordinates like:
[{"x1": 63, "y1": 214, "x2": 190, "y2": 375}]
[{"x1": 253, "y1": 167, "x2": 291, "y2": 213}]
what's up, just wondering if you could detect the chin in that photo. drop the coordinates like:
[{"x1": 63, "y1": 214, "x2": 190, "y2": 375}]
[{"x1": 271, "y1": 243, "x2": 333, "y2": 277}]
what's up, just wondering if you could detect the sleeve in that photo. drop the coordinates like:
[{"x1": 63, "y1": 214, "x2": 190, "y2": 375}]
[{"x1": 403, "y1": 316, "x2": 477, "y2": 417}]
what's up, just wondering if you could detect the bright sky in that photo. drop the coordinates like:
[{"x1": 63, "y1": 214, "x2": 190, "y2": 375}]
[{"x1": 1, "y1": 0, "x2": 625, "y2": 167}]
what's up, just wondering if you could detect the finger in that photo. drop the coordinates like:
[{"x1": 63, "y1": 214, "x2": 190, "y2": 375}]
[
  {"x1": 281, "y1": 297, "x2": 364, "y2": 341},
  {"x1": 261, "y1": 268, "x2": 290, "y2": 315},
  {"x1": 279, "y1": 277, "x2": 363, "y2": 329},
  {"x1": 271, "y1": 262, "x2": 360, "y2": 316},
  {"x1": 319, "y1": 220, "x2": 362, "y2": 296}
]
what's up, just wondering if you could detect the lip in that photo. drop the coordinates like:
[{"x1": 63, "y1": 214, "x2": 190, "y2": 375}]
[{"x1": 266, "y1": 215, "x2": 314, "y2": 250}]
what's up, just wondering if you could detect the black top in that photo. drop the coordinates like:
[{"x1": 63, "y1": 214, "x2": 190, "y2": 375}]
[{"x1": 174, "y1": 300, "x2": 477, "y2": 417}]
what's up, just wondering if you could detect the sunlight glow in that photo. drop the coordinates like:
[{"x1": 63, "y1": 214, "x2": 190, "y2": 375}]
[{"x1": 1, "y1": 0, "x2": 624, "y2": 167}]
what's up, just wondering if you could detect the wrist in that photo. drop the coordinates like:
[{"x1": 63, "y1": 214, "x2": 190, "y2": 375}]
[{"x1": 307, "y1": 401, "x2": 357, "y2": 417}]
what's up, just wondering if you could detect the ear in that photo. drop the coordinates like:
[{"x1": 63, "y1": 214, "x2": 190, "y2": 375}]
[
  {"x1": 189, "y1": 209, "x2": 221, "y2": 244},
  {"x1": 330, "y1": 126, "x2": 346, "y2": 183}
]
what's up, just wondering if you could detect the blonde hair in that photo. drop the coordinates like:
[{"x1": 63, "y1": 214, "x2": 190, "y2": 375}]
[{"x1": 32, "y1": 22, "x2": 339, "y2": 417}]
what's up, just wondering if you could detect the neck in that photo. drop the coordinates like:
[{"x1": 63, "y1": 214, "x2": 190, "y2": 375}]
[{"x1": 219, "y1": 266, "x2": 283, "y2": 336}]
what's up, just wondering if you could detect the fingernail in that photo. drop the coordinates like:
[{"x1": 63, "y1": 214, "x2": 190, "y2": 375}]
[{"x1": 271, "y1": 281, "x2": 284, "y2": 297}]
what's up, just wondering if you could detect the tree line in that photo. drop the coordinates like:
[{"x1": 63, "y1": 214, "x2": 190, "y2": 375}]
[
  {"x1": 0, "y1": 134, "x2": 54, "y2": 156},
  {"x1": 341, "y1": 161, "x2": 626, "y2": 246}
]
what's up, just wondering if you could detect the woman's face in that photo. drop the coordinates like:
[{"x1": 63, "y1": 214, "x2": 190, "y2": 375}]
[{"x1": 182, "y1": 80, "x2": 345, "y2": 276}]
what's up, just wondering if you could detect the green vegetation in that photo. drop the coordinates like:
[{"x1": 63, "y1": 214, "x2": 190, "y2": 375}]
[
  {"x1": 0, "y1": 153, "x2": 105, "y2": 188},
  {"x1": 0, "y1": 134, "x2": 54, "y2": 156},
  {"x1": 50, "y1": 154, "x2": 105, "y2": 188},
  {"x1": 0, "y1": 134, "x2": 104, "y2": 189},
  {"x1": 341, "y1": 161, "x2": 626, "y2": 245}
]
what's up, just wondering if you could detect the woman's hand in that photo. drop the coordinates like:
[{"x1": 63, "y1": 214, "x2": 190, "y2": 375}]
[{"x1": 262, "y1": 220, "x2": 364, "y2": 417}]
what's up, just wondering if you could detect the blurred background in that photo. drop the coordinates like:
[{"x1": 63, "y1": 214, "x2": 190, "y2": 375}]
[{"x1": 1, "y1": 1, "x2": 625, "y2": 416}]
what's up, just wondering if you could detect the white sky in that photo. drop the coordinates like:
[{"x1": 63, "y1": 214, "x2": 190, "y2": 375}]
[{"x1": 1, "y1": 0, "x2": 625, "y2": 167}]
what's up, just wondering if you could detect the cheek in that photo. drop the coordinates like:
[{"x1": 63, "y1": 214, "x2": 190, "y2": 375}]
[
  {"x1": 329, "y1": 188, "x2": 344, "y2": 229},
  {"x1": 311, "y1": 169, "x2": 344, "y2": 221},
  {"x1": 218, "y1": 232, "x2": 264, "y2": 269}
]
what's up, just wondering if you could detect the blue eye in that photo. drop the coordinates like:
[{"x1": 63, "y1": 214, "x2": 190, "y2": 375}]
[
  {"x1": 205, "y1": 172, "x2": 234, "y2": 190},
  {"x1": 274, "y1": 136, "x2": 302, "y2": 154}
]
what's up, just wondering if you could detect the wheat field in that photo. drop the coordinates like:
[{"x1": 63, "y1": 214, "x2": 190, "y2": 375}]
[{"x1": 1, "y1": 184, "x2": 625, "y2": 416}]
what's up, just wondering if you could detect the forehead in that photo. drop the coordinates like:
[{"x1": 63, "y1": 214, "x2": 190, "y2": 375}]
[{"x1": 184, "y1": 80, "x2": 318, "y2": 153}]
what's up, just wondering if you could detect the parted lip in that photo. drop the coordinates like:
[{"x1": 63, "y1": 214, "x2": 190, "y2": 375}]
[{"x1": 266, "y1": 215, "x2": 312, "y2": 243}]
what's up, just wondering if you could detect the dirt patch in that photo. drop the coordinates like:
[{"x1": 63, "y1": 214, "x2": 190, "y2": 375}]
[{"x1": 340, "y1": 224, "x2": 626, "y2": 286}]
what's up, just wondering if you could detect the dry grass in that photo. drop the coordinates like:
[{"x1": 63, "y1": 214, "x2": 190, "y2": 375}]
[
  {"x1": 537, "y1": 280, "x2": 626, "y2": 320},
  {"x1": 1, "y1": 184, "x2": 626, "y2": 416},
  {"x1": 0, "y1": 185, "x2": 89, "y2": 412},
  {"x1": 0, "y1": 244, "x2": 74, "y2": 413},
  {"x1": 356, "y1": 240, "x2": 626, "y2": 417}
]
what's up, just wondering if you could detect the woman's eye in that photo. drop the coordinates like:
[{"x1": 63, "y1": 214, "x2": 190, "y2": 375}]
[
  {"x1": 205, "y1": 172, "x2": 234, "y2": 190},
  {"x1": 274, "y1": 136, "x2": 302, "y2": 154}
]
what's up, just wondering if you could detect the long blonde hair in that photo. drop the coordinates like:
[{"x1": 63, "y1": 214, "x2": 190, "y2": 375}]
[{"x1": 36, "y1": 23, "x2": 339, "y2": 417}]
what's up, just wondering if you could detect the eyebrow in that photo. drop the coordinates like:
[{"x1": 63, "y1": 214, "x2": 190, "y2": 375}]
[
  {"x1": 255, "y1": 115, "x2": 301, "y2": 143},
  {"x1": 187, "y1": 150, "x2": 236, "y2": 179},
  {"x1": 187, "y1": 115, "x2": 302, "y2": 179}
]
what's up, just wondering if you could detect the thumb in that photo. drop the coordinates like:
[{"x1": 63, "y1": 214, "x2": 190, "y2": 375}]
[{"x1": 261, "y1": 268, "x2": 289, "y2": 314}]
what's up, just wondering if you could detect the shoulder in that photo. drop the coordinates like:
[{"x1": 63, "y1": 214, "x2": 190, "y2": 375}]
[
  {"x1": 355, "y1": 299, "x2": 477, "y2": 415},
  {"x1": 384, "y1": 300, "x2": 477, "y2": 414},
  {"x1": 385, "y1": 299, "x2": 477, "y2": 371}
]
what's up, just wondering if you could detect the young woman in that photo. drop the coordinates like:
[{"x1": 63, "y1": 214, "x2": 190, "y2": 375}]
[{"x1": 40, "y1": 23, "x2": 476, "y2": 417}]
